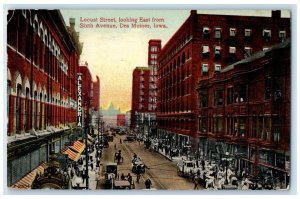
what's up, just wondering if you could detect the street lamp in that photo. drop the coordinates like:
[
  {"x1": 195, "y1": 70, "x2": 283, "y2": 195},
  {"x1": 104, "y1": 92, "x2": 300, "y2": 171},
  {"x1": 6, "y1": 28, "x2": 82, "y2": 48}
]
[{"x1": 224, "y1": 151, "x2": 229, "y2": 185}]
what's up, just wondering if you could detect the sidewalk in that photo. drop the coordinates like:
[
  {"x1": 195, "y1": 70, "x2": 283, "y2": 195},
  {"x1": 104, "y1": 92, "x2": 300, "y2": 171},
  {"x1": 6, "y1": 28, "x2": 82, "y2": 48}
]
[{"x1": 70, "y1": 146, "x2": 100, "y2": 190}]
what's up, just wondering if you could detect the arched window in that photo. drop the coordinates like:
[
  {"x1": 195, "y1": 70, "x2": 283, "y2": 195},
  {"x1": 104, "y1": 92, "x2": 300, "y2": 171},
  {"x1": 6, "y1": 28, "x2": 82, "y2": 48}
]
[
  {"x1": 16, "y1": 84, "x2": 22, "y2": 134},
  {"x1": 7, "y1": 80, "x2": 12, "y2": 135},
  {"x1": 24, "y1": 88, "x2": 30, "y2": 131}
]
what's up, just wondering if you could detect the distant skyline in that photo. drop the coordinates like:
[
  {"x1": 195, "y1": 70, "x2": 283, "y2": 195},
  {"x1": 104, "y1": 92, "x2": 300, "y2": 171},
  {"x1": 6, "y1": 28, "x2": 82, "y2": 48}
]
[{"x1": 61, "y1": 9, "x2": 290, "y2": 113}]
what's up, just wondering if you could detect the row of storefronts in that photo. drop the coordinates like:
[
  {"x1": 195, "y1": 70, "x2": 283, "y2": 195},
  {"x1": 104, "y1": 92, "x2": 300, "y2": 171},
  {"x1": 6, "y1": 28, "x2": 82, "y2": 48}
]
[{"x1": 8, "y1": 127, "x2": 95, "y2": 188}]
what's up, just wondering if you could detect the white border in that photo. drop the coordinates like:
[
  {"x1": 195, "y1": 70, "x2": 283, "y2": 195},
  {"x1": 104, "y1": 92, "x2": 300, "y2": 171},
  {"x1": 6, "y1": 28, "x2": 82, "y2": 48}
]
[{"x1": 1, "y1": 1, "x2": 299, "y2": 199}]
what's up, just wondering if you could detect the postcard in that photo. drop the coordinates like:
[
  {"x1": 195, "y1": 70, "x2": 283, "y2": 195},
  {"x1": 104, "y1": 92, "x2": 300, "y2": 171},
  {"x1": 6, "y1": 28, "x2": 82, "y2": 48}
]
[{"x1": 5, "y1": 8, "x2": 291, "y2": 192}]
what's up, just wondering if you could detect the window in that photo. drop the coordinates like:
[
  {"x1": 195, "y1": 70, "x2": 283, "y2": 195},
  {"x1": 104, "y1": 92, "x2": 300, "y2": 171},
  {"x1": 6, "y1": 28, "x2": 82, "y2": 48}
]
[
  {"x1": 272, "y1": 117, "x2": 281, "y2": 142},
  {"x1": 16, "y1": 84, "x2": 22, "y2": 134},
  {"x1": 217, "y1": 117, "x2": 223, "y2": 133},
  {"x1": 244, "y1": 47, "x2": 252, "y2": 58},
  {"x1": 226, "y1": 113, "x2": 231, "y2": 134},
  {"x1": 202, "y1": 64, "x2": 208, "y2": 76},
  {"x1": 227, "y1": 87, "x2": 233, "y2": 104},
  {"x1": 214, "y1": 89, "x2": 224, "y2": 106},
  {"x1": 202, "y1": 45, "x2": 210, "y2": 58},
  {"x1": 263, "y1": 29, "x2": 271, "y2": 41},
  {"x1": 214, "y1": 46, "x2": 221, "y2": 59},
  {"x1": 251, "y1": 114, "x2": 257, "y2": 138},
  {"x1": 244, "y1": 29, "x2": 252, "y2": 37},
  {"x1": 239, "y1": 117, "x2": 246, "y2": 137},
  {"x1": 151, "y1": 46, "x2": 158, "y2": 52},
  {"x1": 201, "y1": 117, "x2": 207, "y2": 133},
  {"x1": 279, "y1": 30, "x2": 286, "y2": 42},
  {"x1": 263, "y1": 47, "x2": 269, "y2": 51},
  {"x1": 265, "y1": 77, "x2": 271, "y2": 100},
  {"x1": 273, "y1": 77, "x2": 282, "y2": 101},
  {"x1": 151, "y1": 54, "x2": 157, "y2": 59},
  {"x1": 215, "y1": 28, "x2": 221, "y2": 39},
  {"x1": 240, "y1": 84, "x2": 247, "y2": 102},
  {"x1": 199, "y1": 90, "x2": 208, "y2": 107},
  {"x1": 229, "y1": 28, "x2": 236, "y2": 36},
  {"x1": 229, "y1": 46, "x2": 236, "y2": 61},
  {"x1": 214, "y1": 64, "x2": 221, "y2": 73},
  {"x1": 258, "y1": 114, "x2": 263, "y2": 140},
  {"x1": 263, "y1": 117, "x2": 270, "y2": 141},
  {"x1": 203, "y1": 27, "x2": 210, "y2": 38}
]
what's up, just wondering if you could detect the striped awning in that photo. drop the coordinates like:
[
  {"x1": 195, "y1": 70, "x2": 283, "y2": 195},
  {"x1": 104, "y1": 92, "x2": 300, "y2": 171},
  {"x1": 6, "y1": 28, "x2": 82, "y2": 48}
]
[
  {"x1": 69, "y1": 140, "x2": 85, "y2": 153},
  {"x1": 63, "y1": 148, "x2": 81, "y2": 162},
  {"x1": 11, "y1": 163, "x2": 46, "y2": 189}
]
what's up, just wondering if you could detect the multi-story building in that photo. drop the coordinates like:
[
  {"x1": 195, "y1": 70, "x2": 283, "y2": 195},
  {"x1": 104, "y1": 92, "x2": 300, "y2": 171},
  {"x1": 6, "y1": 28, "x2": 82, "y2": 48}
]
[
  {"x1": 6, "y1": 10, "x2": 85, "y2": 188},
  {"x1": 197, "y1": 40, "x2": 290, "y2": 188},
  {"x1": 156, "y1": 10, "x2": 290, "y2": 155},
  {"x1": 79, "y1": 62, "x2": 100, "y2": 130},
  {"x1": 125, "y1": 110, "x2": 131, "y2": 128},
  {"x1": 131, "y1": 67, "x2": 150, "y2": 130},
  {"x1": 117, "y1": 114, "x2": 126, "y2": 127}
]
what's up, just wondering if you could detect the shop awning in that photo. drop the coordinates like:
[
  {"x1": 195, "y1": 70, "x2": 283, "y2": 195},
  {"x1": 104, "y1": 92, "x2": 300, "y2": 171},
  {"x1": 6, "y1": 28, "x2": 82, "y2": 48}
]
[
  {"x1": 11, "y1": 163, "x2": 46, "y2": 189},
  {"x1": 63, "y1": 148, "x2": 81, "y2": 162},
  {"x1": 69, "y1": 140, "x2": 85, "y2": 154}
]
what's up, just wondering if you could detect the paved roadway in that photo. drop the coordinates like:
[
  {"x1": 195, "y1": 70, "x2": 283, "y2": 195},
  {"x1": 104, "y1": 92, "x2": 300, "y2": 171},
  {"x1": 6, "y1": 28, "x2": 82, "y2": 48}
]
[{"x1": 97, "y1": 134, "x2": 198, "y2": 190}]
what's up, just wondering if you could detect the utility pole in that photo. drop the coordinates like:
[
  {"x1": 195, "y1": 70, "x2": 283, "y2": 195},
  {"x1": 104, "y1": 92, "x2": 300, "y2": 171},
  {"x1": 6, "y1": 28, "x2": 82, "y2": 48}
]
[{"x1": 85, "y1": 126, "x2": 89, "y2": 189}]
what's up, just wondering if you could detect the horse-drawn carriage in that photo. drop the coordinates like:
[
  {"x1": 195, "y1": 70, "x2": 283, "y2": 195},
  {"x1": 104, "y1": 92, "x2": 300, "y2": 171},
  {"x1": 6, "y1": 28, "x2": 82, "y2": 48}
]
[
  {"x1": 104, "y1": 162, "x2": 117, "y2": 189},
  {"x1": 131, "y1": 157, "x2": 145, "y2": 174},
  {"x1": 114, "y1": 150, "x2": 124, "y2": 164}
]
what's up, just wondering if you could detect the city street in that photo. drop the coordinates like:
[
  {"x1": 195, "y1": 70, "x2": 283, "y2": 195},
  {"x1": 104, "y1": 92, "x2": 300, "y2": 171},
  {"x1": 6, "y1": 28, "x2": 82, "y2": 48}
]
[{"x1": 97, "y1": 134, "x2": 196, "y2": 190}]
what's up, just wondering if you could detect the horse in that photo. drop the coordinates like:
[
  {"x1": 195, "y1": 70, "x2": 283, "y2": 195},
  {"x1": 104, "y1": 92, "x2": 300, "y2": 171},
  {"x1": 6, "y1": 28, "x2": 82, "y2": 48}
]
[{"x1": 114, "y1": 152, "x2": 123, "y2": 164}]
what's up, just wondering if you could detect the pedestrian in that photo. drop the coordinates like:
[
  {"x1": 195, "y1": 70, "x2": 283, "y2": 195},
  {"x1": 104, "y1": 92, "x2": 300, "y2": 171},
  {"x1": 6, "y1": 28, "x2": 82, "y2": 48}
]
[
  {"x1": 194, "y1": 175, "x2": 199, "y2": 190},
  {"x1": 145, "y1": 178, "x2": 152, "y2": 189},
  {"x1": 120, "y1": 139, "x2": 122, "y2": 144},
  {"x1": 82, "y1": 169, "x2": 86, "y2": 183},
  {"x1": 121, "y1": 173, "x2": 125, "y2": 180},
  {"x1": 91, "y1": 161, "x2": 94, "y2": 170},
  {"x1": 127, "y1": 173, "x2": 132, "y2": 185},
  {"x1": 136, "y1": 173, "x2": 141, "y2": 183}
]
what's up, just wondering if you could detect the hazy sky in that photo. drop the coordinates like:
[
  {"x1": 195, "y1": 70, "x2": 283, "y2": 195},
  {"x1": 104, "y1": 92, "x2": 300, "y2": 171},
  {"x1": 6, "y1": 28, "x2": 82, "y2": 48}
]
[{"x1": 60, "y1": 10, "x2": 290, "y2": 113}]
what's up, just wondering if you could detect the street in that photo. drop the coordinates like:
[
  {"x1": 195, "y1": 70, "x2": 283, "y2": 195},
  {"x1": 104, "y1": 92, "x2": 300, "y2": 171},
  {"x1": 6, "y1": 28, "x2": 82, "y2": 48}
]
[{"x1": 97, "y1": 134, "x2": 197, "y2": 190}]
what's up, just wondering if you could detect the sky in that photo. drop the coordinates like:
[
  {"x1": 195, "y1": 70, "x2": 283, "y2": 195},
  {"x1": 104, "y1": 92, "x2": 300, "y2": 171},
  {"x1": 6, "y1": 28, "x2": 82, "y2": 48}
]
[{"x1": 60, "y1": 9, "x2": 290, "y2": 113}]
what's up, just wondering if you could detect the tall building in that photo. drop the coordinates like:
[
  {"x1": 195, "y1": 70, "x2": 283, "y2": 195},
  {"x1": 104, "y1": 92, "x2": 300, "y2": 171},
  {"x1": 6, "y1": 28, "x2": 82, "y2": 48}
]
[
  {"x1": 7, "y1": 10, "x2": 83, "y2": 188},
  {"x1": 130, "y1": 67, "x2": 150, "y2": 130},
  {"x1": 157, "y1": 10, "x2": 290, "y2": 155},
  {"x1": 79, "y1": 62, "x2": 100, "y2": 129},
  {"x1": 117, "y1": 114, "x2": 126, "y2": 127},
  {"x1": 197, "y1": 40, "x2": 290, "y2": 188}
]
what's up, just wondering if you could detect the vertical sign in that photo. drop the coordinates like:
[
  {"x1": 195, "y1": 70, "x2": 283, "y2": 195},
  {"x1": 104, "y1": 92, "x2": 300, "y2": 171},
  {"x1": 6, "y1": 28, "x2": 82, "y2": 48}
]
[{"x1": 77, "y1": 73, "x2": 83, "y2": 127}]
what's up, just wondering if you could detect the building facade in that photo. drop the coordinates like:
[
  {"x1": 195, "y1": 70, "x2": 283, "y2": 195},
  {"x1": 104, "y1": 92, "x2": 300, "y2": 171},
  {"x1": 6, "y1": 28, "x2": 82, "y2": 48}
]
[
  {"x1": 6, "y1": 10, "x2": 85, "y2": 188},
  {"x1": 117, "y1": 114, "x2": 126, "y2": 127},
  {"x1": 197, "y1": 40, "x2": 290, "y2": 188},
  {"x1": 156, "y1": 10, "x2": 290, "y2": 155}
]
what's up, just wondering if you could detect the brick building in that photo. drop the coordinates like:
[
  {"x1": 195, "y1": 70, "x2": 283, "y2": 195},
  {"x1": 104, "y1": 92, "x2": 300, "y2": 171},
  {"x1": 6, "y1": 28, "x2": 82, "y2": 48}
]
[
  {"x1": 156, "y1": 10, "x2": 290, "y2": 155},
  {"x1": 117, "y1": 114, "x2": 126, "y2": 127},
  {"x1": 130, "y1": 67, "x2": 150, "y2": 130},
  {"x1": 6, "y1": 10, "x2": 84, "y2": 188},
  {"x1": 79, "y1": 62, "x2": 100, "y2": 129},
  {"x1": 197, "y1": 40, "x2": 290, "y2": 188},
  {"x1": 130, "y1": 40, "x2": 161, "y2": 137}
]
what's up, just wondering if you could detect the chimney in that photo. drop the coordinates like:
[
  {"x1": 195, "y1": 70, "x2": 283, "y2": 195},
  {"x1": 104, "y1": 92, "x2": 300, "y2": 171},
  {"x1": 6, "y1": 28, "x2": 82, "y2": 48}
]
[
  {"x1": 69, "y1": 17, "x2": 75, "y2": 29},
  {"x1": 272, "y1": 10, "x2": 281, "y2": 19},
  {"x1": 191, "y1": 10, "x2": 197, "y2": 16}
]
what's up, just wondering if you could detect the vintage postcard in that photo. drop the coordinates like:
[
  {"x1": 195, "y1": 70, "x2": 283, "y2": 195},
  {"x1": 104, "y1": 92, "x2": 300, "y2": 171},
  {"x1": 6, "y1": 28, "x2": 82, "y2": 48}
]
[{"x1": 6, "y1": 8, "x2": 291, "y2": 192}]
